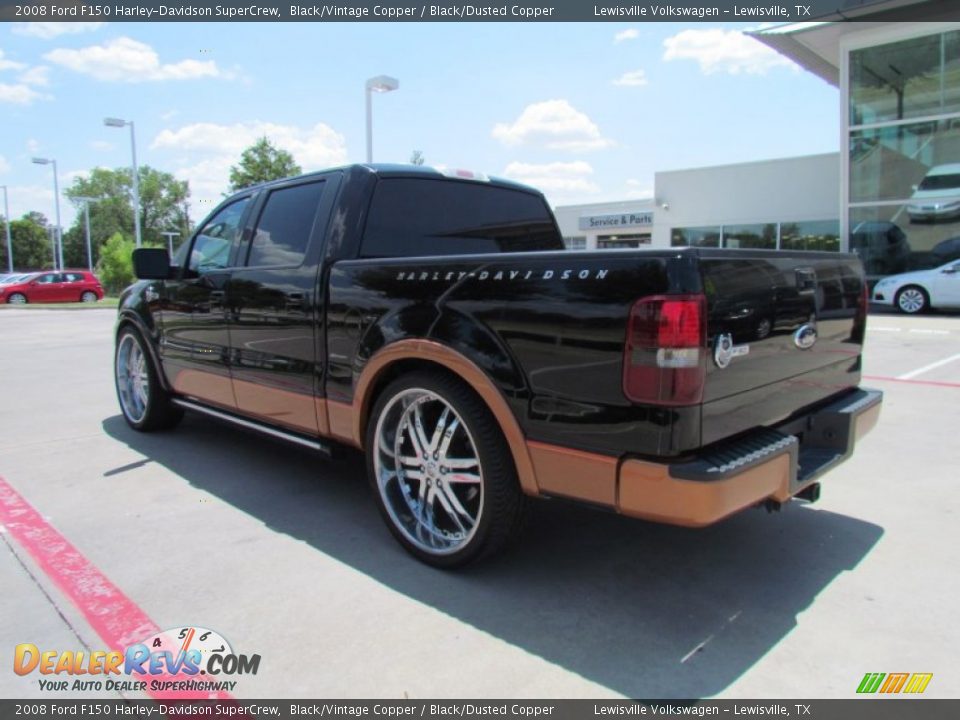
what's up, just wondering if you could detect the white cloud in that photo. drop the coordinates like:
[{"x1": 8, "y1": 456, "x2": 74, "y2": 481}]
[
  {"x1": 44, "y1": 37, "x2": 224, "y2": 82},
  {"x1": 624, "y1": 178, "x2": 653, "y2": 199},
  {"x1": 0, "y1": 50, "x2": 26, "y2": 72},
  {"x1": 502, "y1": 161, "x2": 600, "y2": 197},
  {"x1": 612, "y1": 69, "x2": 648, "y2": 87},
  {"x1": 614, "y1": 29, "x2": 639, "y2": 44},
  {"x1": 12, "y1": 22, "x2": 106, "y2": 39},
  {"x1": 662, "y1": 28, "x2": 795, "y2": 75},
  {"x1": 0, "y1": 155, "x2": 10, "y2": 175},
  {"x1": 151, "y1": 121, "x2": 348, "y2": 209},
  {"x1": 89, "y1": 140, "x2": 114, "y2": 152},
  {"x1": 0, "y1": 83, "x2": 44, "y2": 105},
  {"x1": 492, "y1": 100, "x2": 614, "y2": 152},
  {"x1": 26, "y1": 139, "x2": 41, "y2": 154},
  {"x1": 18, "y1": 66, "x2": 50, "y2": 87}
]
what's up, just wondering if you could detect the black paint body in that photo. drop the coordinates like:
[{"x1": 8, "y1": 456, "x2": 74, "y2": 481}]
[{"x1": 118, "y1": 165, "x2": 867, "y2": 459}]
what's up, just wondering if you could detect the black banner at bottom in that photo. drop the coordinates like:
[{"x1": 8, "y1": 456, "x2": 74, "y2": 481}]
[{"x1": 1, "y1": 700, "x2": 958, "y2": 720}]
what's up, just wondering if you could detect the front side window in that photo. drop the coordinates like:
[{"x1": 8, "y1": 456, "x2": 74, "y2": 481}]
[
  {"x1": 35, "y1": 273, "x2": 61, "y2": 284},
  {"x1": 189, "y1": 197, "x2": 251, "y2": 273},
  {"x1": 245, "y1": 181, "x2": 325, "y2": 267},
  {"x1": 360, "y1": 179, "x2": 563, "y2": 258}
]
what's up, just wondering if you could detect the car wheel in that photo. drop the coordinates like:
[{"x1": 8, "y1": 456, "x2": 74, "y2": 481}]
[
  {"x1": 895, "y1": 285, "x2": 929, "y2": 314},
  {"x1": 114, "y1": 326, "x2": 183, "y2": 431},
  {"x1": 366, "y1": 372, "x2": 526, "y2": 568},
  {"x1": 6, "y1": 293, "x2": 27, "y2": 304},
  {"x1": 80, "y1": 291, "x2": 98, "y2": 303}
]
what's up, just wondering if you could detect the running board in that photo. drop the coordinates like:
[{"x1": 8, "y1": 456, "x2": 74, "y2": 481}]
[{"x1": 172, "y1": 399, "x2": 332, "y2": 455}]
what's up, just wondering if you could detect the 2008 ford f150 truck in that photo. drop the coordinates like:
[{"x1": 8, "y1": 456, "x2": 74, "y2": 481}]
[{"x1": 116, "y1": 164, "x2": 882, "y2": 567}]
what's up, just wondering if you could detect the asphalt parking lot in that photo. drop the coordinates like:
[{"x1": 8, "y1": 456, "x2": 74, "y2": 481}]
[{"x1": 1, "y1": 307, "x2": 958, "y2": 700}]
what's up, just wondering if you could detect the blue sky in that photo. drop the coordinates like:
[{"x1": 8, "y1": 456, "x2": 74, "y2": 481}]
[{"x1": 1, "y1": 21, "x2": 839, "y2": 227}]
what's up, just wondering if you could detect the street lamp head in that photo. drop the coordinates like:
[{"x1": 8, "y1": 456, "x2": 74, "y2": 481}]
[
  {"x1": 103, "y1": 117, "x2": 127, "y2": 128},
  {"x1": 32, "y1": 157, "x2": 52, "y2": 165},
  {"x1": 366, "y1": 75, "x2": 399, "y2": 93}
]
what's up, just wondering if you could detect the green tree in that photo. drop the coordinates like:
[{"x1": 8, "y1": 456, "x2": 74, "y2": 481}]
[
  {"x1": 96, "y1": 232, "x2": 137, "y2": 294},
  {"x1": 63, "y1": 166, "x2": 190, "y2": 266},
  {"x1": 0, "y1": 212, "x2": 54, "y2": 271},
  {"x1": 228, "y1": 137, "x2": 301, "y2": 191}
]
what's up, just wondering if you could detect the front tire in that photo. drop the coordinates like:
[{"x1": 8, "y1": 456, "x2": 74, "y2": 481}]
[
  {"x1": 366, "y1": 372, "x2": 526, "y2": 568},
  {"x1": 114, "y1": 327, "x2": 183, "y2": 431},
  {"x1": 6, "y1": 293, "x2": 26, "y2": 304},
  {"x1": 895, "y1": 285, "x2": 929, "y2": 314}
]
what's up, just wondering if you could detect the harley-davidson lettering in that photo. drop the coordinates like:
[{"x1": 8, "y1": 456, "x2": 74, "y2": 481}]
[{"x1": 395, "y1": 268, "x2": 610, "y2": 282}]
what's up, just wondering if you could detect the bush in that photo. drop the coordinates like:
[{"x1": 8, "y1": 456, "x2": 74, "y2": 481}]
[{"x1": 96, "y1": 232, "x2": 136, "y2": 295}]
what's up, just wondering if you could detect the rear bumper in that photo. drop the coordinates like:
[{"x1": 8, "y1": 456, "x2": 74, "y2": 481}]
[{"x1": 617, "y1": 388, "x2": 882, "y2": 526}]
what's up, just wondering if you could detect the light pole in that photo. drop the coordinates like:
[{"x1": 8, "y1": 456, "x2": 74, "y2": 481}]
[
  {"x1": 31, "y1": 157, "x2": 63, "y2": 270},
  {"x1": 1, "y1": 185, "x2": 12, "y2": 273},
  {"x1": 73, "y1": 196, "x2": 99, "y2": 271},
  {"x1": 161, "y1": 231, "x2": 180, "y2": 256},
  {"x1": 104, "y1": 117, "x2": 142, "y2": 248},
  {"x1": 365, "y1": 75, "x2": 399, "y2": 163}
]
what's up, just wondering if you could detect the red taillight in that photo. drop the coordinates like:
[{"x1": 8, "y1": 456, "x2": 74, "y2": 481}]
[{"x1": 623, "y1": 294, "x2": 707, "y2": 406}]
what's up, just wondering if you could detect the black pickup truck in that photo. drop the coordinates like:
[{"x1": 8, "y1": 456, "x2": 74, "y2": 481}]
[{"x1": 116, "y1": 164, "x2": 882, "y2": 567}]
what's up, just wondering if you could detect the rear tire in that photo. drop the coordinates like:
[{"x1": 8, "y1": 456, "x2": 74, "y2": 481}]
[
  {"x1": 366, "y1": 371, "x2": 526, "y2": 568},
  {"x1": 80, "y1": 291, "x2": 98, "y2": 303},
  {"x1": 6, "y1": 293, "x2": 26, "y2": 304},
  {"x1": 114, "y1": 326, "x2": 183, "y2": 431},
  {"x1": 895, "y1": 285, "x2": 928, "y2": 314}
]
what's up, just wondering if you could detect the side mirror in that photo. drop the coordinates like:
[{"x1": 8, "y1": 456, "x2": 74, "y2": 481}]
[
  {"x1": 132, "y1": 248, "x2": 172, "y2": 280},
  {"x1": 943, "y1": 266, "x2": 957, "y2": 274}
]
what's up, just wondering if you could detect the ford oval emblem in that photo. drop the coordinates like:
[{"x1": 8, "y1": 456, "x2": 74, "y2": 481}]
[{"x1": 794, "y1": 324, "x2": 818, "y2": 350}]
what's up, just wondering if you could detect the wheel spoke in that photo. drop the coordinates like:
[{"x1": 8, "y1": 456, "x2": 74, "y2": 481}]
[
  {"x1": 429, "y1": 407, "x2": 450, "y2": 453},
  {"x1": 412, "y1": 405, "x2": 432, "y2": 457},
  {"x1": 437, "y1": 417, "x2": 460, "y2": 461},
  {"x1": 446, "y1": 472, "x2": 482, "y2": 484},
  {"x1": 442, "y1": 457, "x2": 478, "y2": 469},
  {"x1": 432, "y1": 484, "x2": 468, "y2": 535}
]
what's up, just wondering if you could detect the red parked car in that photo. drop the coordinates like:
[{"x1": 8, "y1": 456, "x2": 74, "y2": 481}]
[{"x1": 0, "y1": 270, "x2": 104, "y2": 304}]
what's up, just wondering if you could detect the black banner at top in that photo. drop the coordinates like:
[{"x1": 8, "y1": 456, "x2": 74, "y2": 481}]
[{"x1": 0, "y1": 0, "x2": 945, "y2": 23}]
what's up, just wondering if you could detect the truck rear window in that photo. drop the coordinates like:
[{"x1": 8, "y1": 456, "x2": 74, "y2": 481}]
[{"x1": 360, "y1": 178, "x2": 563, "y2": 258}]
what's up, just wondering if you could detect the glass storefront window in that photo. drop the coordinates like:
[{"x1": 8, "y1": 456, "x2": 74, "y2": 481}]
[
  {"x1": 564, "y1": 236, "x2": 586, "y2": 250},
  {"x1": 781, "y1": 220, "x2": 841, "y2": 252},
  {"x1": 850, "y1": 118, "x2": 960, "y2": 202},
  {"x1": 850, "y1": 31, "x2": 959, "y2": 125},
  {"x1": 722, "y1": 223, "x2": 776, "y2": 249},
  {"x1": 671, "y1": 227, "x2": 720, "y2": 247},
  {"x1": 598, "y1": 234, "x2": 649, "y2": 249},
  {"x1": 847, "y1": 206, "x2": 960, "y2": 277}
]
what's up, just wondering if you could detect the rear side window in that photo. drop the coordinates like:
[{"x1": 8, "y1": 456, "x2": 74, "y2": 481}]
[
  {"x1": 360, "y1": 179, "x2": 563, "y2": 258},
  {"x1": 246, "y1": 180, "x2": 325, "y2": 268}
]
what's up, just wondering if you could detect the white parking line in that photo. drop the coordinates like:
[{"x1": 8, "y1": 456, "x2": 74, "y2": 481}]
[
  {"x1": 898, "y1": 352, "x2": 960, "y2": 380},
  {"x1": 869, "y1": 327, "x2": 903, "y2": 332},
  {"x1": 909, "y1": 329, "x2": 950, "y2": 335}
]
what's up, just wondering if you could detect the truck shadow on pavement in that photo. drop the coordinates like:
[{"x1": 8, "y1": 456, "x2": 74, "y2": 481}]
[{"x1": 103, "y1": 414, "x2": 883, "y2": 699}]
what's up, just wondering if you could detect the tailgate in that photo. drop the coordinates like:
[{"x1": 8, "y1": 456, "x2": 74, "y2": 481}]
[{"x1": 698, "y1": 252, "x2": 867, "y2": 446}]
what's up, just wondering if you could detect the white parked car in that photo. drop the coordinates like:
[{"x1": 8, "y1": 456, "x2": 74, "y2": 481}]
[
  {"x1": 907, "y1": 164, "x2": 960, "y2": 223},
  {"x1": 872, "y1": 259, "x2": 960, "y2": 313}
]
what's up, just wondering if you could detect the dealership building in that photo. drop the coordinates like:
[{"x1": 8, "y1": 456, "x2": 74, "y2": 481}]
[{"x1": 556, "y1": 9, "x2": 960, "y2": 279}]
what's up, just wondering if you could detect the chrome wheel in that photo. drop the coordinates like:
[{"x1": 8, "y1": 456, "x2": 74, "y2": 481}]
[
  {"x1": 373, "y1": 388, "x2": 483, "y2": 556},
  {"x1": 7, "y1": 293, "x2": 26, "y2": 304},
  {"x1": 897, "y1": 287, "x2": 926, "y2": 314},
  {"x1": 116, "y1": 334, "x2": 150, "y2": 424}
]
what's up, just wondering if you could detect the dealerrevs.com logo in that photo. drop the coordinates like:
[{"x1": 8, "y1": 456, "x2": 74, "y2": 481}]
[{"x1": 14, "y1": 626, "x2": 260, "y2": 694}]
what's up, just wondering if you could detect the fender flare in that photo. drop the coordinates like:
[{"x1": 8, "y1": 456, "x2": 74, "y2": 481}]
[{"x1": 329, "y1": 339, "x2": 540, "y2": 496}]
